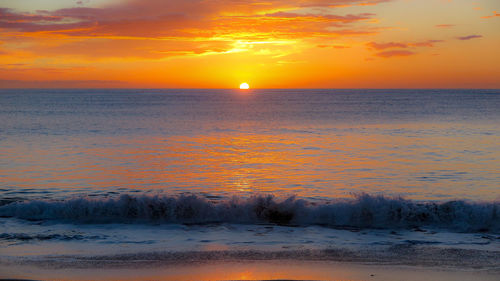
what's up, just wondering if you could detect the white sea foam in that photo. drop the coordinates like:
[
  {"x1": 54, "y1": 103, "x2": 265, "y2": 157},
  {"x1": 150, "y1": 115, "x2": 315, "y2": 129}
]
[{"x1": 0, "y1": 194, "x2": 497, "y2": 233}]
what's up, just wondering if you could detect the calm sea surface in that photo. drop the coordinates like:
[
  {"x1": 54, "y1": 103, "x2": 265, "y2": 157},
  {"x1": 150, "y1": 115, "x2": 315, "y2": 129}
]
[{"x1": 1, "y1": 89, "x2": 499, "y2": 201}]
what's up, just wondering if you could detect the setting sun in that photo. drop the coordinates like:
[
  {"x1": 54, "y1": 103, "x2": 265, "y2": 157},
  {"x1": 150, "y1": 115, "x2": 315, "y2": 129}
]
[{"x1": 239, "y1": 83, "x2": 250, "y2": 90}]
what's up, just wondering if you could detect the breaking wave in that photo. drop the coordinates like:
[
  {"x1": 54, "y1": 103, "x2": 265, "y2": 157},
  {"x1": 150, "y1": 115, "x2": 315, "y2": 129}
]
[{"x1": 0, "y1": 194, "x2": 498, "y2": 233}]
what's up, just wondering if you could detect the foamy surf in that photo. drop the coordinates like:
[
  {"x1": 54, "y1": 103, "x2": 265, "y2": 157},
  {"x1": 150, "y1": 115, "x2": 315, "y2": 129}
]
[
  {"x1": 1, "y1": 194, "x2": 499, "y2": 278},
  {"x1": 0, "y1": 194, "x2": 498, "y2": 233}
]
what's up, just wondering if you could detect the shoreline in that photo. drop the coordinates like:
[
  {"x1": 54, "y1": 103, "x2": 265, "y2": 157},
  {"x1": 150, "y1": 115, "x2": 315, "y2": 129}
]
[
  {"x1": 2, "y1": 218, "x2": 498, "y2": 280},
  {"x1": 3, "y1": 247, "x2": 500, "y2": 269},
  {"x1": 1, "y1": 260, "x2": 499, "y2": 281}
]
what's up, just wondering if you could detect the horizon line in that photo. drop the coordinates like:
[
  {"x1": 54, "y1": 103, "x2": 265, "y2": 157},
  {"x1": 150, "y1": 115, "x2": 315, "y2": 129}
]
[{"x1": 1, "y1": 87, "x2": 500, "y2": 90}]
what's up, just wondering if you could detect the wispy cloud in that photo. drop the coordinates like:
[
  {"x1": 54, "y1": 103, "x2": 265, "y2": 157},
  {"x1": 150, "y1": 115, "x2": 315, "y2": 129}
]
[
  {"x1": 367, "y1": 40, "x2": 443, "y2": 50},
  {"x1": 367, "y1": 41, "x2": 407, "y2": 50},
  {"x1": 0, "y1": 1, "x2": 385, "y2": 38},
  {"x1": 366, "y1": 39, "x2": 443, "y2": 59},
  {"x1": 435, "y1": 24, "x2": 455, "y2": 28},
  {"x1": 0, "y1": 1, "x2": 478, "y2": 62},
  {"x1": 374, "y1": 50, "x2": 415, "y2": 58},
  {"x1": 0, "y1": 0, "x2": 390, "y2": 60},
  {"x1": 481, "y1": 11, "x2": 499, "y2": 19},
  {"x1": 317, "y1": 44, "x2": 350, "y2": 49},
  {"x1": 411, "y1": 40, "x2": 444, "y2": 47},
  {"x1": 0, "y1": 79, "x2": 128, "y2": 88},
  {"x1": 457, "y1": 35, "x2": 482, "y2": 40},
  {"x1": 264, "y1": 11, "x2": 375, "y2": 23}
]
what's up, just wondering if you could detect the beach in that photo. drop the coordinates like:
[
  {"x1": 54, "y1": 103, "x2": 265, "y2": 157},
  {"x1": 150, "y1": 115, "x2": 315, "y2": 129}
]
[{"x1": 2, "y1": 260, "x2": 499, "y2": 281}]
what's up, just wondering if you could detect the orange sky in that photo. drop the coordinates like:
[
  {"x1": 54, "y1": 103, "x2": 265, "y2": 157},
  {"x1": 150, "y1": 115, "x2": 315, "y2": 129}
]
[{"x1": 0, "y1": 0, "x2": 499, "y2": 88}]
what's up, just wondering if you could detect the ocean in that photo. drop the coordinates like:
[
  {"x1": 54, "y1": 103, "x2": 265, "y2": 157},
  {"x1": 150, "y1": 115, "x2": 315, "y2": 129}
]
[{"x1": 0, "y1": 89, "x2": 499, "y2": 279}]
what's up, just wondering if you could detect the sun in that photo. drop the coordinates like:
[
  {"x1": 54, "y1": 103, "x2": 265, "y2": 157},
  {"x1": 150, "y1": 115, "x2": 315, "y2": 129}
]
[{"x1": 239, "y1": 82, "x2": 250, "y2": 90}]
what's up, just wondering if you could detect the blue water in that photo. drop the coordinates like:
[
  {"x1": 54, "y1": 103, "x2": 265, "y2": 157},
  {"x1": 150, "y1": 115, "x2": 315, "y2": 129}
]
[
  {"x1": 1, "y1": 89, "x2": 499, "y2": 136},
  {"x1": 1, "y1": 89, "x2": 499, "y2": 202},
  {"x1": 1, "y1": 89, "x2": 499, "y2": 274}
]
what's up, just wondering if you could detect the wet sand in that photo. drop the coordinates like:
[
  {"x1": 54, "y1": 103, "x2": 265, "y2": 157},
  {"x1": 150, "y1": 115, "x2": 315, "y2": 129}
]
[{"x1": 1, "y1": 260, "x2": 499, "y2": 281}]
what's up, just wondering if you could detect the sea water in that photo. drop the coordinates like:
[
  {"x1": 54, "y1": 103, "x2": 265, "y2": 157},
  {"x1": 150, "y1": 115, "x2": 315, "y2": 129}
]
[{"x1": 0, "y1": 89, "x2": 499, "y2": 273}]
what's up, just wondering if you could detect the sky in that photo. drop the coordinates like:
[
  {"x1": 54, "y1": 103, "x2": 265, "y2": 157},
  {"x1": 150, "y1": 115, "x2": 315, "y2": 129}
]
[{"x1": 0, "y1": 0, "x2": 499, "y2": 88}]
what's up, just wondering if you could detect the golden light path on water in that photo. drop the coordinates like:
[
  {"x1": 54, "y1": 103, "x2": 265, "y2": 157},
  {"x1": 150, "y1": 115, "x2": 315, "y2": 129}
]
[{"x1": 2, "y1": 121, "x2": 498, "y2": 201}]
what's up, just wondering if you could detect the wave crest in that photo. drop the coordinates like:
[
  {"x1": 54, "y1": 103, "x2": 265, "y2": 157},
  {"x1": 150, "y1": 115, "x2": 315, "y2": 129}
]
[{"x1": 0, "y1": 194, "x2": 498, "y2": 232}]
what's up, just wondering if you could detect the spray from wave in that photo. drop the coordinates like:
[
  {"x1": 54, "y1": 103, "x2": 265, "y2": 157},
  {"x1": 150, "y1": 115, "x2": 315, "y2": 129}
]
[{"x1": 0, "y1": 194, "x2": 497, "y2": 232}]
